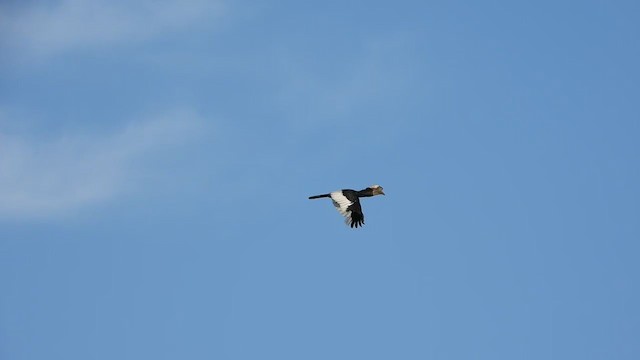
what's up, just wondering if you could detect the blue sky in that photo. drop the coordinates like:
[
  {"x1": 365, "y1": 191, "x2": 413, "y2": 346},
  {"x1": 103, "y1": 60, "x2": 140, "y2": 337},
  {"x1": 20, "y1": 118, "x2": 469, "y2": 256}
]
[{"x1": 1, "y1": 0, "x2": 639, "y2": 359}]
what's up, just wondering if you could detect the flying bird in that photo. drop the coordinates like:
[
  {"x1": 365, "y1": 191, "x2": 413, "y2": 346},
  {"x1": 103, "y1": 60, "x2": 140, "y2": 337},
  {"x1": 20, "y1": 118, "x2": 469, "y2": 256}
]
[{"x1": 308, "y1": 185, "x2": 385, "y2": 228}]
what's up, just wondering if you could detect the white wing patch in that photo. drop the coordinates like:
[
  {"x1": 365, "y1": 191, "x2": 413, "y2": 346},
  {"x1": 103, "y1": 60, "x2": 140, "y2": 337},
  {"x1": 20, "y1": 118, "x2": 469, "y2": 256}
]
[{"x1": 330, "y1": 191, "x2": 353, "y2": 225}]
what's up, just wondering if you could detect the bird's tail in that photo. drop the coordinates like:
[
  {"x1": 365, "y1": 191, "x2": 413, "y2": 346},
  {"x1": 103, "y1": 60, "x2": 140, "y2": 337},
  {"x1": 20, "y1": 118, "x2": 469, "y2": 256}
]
[{"x1": 308, "y1": 193, "x2": 331, "y2": 199}]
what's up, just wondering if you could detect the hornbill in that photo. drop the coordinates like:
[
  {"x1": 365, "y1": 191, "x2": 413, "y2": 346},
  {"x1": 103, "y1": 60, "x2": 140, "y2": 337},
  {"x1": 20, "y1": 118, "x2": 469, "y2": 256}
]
[{"x1": 308, "y1": 185, "x2": 385, "y2": 228}]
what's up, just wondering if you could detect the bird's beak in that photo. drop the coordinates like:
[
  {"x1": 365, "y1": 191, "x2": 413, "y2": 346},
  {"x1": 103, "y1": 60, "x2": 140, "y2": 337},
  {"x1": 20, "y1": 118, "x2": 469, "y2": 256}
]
[{"x1": 381, "y1": 191, "x2": 385, "y2": 195}]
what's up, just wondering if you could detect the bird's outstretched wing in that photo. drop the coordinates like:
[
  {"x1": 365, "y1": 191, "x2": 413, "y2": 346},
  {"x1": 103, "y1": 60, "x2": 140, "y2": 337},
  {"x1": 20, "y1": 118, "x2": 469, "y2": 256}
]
[{"x1": 330, "y1": 191, "x2": 365, "y2": 228}]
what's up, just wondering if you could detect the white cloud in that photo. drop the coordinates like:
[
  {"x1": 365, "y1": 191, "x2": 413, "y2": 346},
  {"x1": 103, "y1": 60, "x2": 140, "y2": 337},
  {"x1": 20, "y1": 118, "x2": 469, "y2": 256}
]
[
  {"x1": 0, "y1": 109, "x2": 207, "y2": 219},
  {"x1": 0, "y1": 0, "x2": 224, "y2": 58}
]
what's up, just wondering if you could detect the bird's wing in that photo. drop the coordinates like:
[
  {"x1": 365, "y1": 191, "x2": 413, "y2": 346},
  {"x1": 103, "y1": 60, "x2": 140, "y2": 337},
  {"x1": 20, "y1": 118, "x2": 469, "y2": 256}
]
[
  {"x1": 330, "y1": 191, "x2": 365, "y2": 228},
  {"x1": 347, "y1": 201, "x2": 364, "y2": 228}
]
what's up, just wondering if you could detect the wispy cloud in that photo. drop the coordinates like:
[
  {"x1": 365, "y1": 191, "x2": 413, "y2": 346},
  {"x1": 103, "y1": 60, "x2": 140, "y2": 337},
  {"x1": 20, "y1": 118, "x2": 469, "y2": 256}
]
[
  {"x1": 0, "y1": 109, "x2": 207, "y2": 219},
  {"x1": 0, "y1": 0, "x2": 224, "y2": 58}
]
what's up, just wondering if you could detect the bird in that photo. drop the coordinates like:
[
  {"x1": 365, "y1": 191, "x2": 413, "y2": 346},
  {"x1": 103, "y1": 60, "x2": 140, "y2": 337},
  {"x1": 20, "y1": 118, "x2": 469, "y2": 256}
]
[{"x1": 308, "y1": 185, "x2": 385, "y2": 228}]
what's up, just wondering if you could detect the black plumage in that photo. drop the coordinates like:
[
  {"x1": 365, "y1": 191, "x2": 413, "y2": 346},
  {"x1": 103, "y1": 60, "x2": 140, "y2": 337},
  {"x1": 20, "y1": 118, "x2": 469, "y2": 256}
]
[{"x1": 308, "y1": 185, "x2": 385, "y2": 228}]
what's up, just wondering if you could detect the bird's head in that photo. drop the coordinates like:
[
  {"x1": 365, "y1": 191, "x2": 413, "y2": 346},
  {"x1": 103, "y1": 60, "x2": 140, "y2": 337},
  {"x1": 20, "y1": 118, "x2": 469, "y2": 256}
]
[{"x1": 370, "y1": 185, "x2": 385, "y2": 196}]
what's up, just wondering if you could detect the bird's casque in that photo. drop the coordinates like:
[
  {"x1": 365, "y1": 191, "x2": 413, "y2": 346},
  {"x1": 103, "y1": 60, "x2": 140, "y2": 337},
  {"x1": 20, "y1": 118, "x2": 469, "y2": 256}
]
[{"x1": 308, "y1": 185, "x2": 385, "y2": 228}]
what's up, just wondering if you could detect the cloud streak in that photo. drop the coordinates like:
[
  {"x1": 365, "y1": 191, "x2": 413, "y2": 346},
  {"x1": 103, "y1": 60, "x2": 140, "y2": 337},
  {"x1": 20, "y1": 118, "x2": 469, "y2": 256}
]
[
  {"x1": 0, "y1": 0, "x2": 224, "y2": 58},
  {"x1": 0, "y1": 109, "x2": 207, "y2": 219}
]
